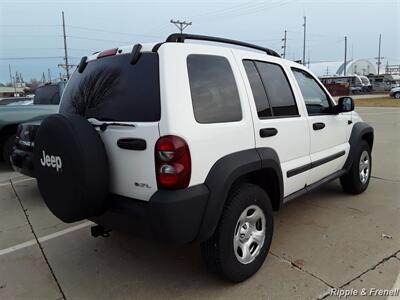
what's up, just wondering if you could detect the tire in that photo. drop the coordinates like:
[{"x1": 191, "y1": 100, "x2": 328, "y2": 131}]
[
  {"x1": 340, "y1": 140, "x2": 372, "y2": 194},
  {"x1": 2, "y1": 135, "x2": 16, "y2": 167},
  {"x1": 34, "y1": 114, "x2": 109, "y2": 223},
  {"x1": 200, "y1": 183, "x2": 273, "y2": 282},
  {"x1": 394, "y1": 92, "x2": 400, "y2": 99}
]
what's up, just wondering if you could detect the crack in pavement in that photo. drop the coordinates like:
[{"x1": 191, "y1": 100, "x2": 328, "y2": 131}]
[
  {"x1": 10, "y1": 180, "x2": 67, "y2": 300},
  {"x1": 371, "y1": 175, "x2": 400, "y2": 183},
  {"x1": 269, "y1": 252, "x2": 334, "y2": 294},
  {"x1": 270, "y1": 249, "x2": 400, "y2": 300},
  {"x1": 318, "y1": 249, "x2": 400, "y2": 299}
]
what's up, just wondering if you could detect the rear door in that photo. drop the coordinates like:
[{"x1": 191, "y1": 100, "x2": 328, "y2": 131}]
[
  {"x1": 234, "y1": 51, "x2": 311, "y2": 197},
  {"x1": 59, "y1": 50, "x2": 160, "y2": 201},
  {"x1": 291, "y1": 67, "x2": 350, "y2": 185}
]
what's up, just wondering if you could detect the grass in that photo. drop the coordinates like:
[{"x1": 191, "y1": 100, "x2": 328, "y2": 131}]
[{"x1": 354, "y1": 97, "x2": 400, "y2": 107}]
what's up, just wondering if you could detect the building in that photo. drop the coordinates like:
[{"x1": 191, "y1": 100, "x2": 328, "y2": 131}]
[
  {"x1": 0, "y1": 86, "x2": 25, "y2": 98},
  {"x1": 309, "y1": 59, "x2": 377, "y2": 77}
]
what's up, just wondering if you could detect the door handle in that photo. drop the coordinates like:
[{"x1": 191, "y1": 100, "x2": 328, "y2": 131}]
[
  {"x1": 259, "y1": 128, "x2": 278, "y2": 138},
  {"x1": 313, "y1": 122, "x2": 325, "y2": 130},
  {"x1": 117, "y1": 138, "x2": 147, "y2": 150}
]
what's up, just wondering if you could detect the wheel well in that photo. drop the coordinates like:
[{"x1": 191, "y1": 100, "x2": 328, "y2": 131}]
[
  {"x1": 231, "y1": 168, "x2": 281, "y2": 211},
  {"x1": 362, "y1": 132, "x2": 373, "y2": 150}
]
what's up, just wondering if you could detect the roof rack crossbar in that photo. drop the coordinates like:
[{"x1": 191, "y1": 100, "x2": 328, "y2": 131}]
[{"x1": 165, "y1": 33, "x2": 281, "y2": 58}]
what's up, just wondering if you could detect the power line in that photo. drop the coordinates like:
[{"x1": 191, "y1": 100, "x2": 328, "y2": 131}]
[
  {"x1": 201, "y1": 0, "x2": 296, "y2": 20},
  {"x1": 148, "y1": 0, "x2": 295, "y2": 36},
  {"x1": 66, "y1": 25, "x2": 162, "y2": 38},
  {"x1": 0, "y1": 24, "x2": 60, "y2": 27},
  {"x1": 189, "y1": 1, "x2": 263, "y2": 20},
  {"x1": 67, "y1": 35, "x2": 131, "y2": 44},
  {"x1": 0, "y1": 34, "x2": 61, "y2": 38},
  {"x1": 190, "y1": 0, "x2": 293, "y2": 21},
  {"x1": 0, "y1": 56, "x2": 64, "y2": 60}
]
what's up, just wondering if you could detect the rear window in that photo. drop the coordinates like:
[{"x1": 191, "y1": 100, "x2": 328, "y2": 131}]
[
  {"x1": 34, "y1": 84, "x2": 61, "y2": 105},
  {"x1": 59, "y1": 52, "x2": 160, "y2": 122}
]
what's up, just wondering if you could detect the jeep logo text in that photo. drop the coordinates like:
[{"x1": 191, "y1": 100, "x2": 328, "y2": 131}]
[{"x1": 40, "y1": 150, "x2": 62, "y2": 172}]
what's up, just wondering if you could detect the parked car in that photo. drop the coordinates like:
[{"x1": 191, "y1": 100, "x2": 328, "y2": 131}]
[
  {"x1": 0, "y1": 97, "x2": 33, "y2": 106},
  {"x1": 320, "y1": 75, "x2": 364, "y2": 94},
  {"x1": 33, "y1": 34, "x2": 373, "y2": 282},
  {"x1": 389, "y1": 86, "x2": 400, "y2": 99},
  {"x1": 0, "y1": 81, "x2": 65, "y2": 167},
  {"x1": 11, "y1": 121, "x2": 40, "y2": 177}
]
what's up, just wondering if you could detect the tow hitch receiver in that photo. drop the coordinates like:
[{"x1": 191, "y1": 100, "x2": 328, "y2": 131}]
[{"x1": 91, "y1": 225, "x2": 111, "y2": 238}]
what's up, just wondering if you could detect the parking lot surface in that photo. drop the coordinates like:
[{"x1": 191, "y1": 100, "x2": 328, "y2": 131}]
[{"x1": 0, "y1": 107, "x2": 399, "y2": 300}]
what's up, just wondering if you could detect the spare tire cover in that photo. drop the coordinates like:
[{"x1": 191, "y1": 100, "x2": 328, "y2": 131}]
[{"x1": 34, "y1": 113, "x2": 109, "y2": 223}]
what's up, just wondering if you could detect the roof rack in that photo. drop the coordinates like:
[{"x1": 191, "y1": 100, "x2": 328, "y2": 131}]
[{"x1": 163, "y1": 33, "x2": 281, "y2": 58}]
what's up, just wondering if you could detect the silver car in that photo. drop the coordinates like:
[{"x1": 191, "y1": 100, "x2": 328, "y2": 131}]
[{"x1": 390, "y1": 87, "x2": 400, "y2": 99}]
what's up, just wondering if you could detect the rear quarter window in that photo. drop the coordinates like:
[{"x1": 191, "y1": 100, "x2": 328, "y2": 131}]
[{"x1": 187, "y1": 54, "x2": 242, "y2": 123}]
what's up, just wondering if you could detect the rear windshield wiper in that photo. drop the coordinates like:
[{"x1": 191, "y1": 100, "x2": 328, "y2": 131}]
[{"x1": 90, "y1": 120, "x2": 136, "y2": 132}]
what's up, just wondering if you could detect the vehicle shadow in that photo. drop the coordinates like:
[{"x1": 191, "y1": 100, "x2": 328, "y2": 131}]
[{"x1": 37, "y1": 183, "x2": 349, "y2": 299}]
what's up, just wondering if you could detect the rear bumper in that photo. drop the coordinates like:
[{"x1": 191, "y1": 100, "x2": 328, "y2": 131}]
[
  {"x1": 10, "y1": 148, "x2": 35, "y2": 177},
  {"x1": 91, "y1": 184, "x2": 209, "y2": 245}
]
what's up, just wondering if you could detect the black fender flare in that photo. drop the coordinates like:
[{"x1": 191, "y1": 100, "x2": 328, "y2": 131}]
[
  {"x1": 197, "y1": 148, "x2": 283, "y2": 241},
  {"x1": 344, "y1": 122, "x2": 374, "y2": 171}
]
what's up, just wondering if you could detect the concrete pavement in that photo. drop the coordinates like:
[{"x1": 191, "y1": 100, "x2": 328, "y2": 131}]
[{"x1": 0, "y1": 107, "x2": 399, "y2": 300}]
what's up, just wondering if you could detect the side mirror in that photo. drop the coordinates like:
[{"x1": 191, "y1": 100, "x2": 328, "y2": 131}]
[{"x1": 337, "y1": 96, "x2": 354, "y2": 113}]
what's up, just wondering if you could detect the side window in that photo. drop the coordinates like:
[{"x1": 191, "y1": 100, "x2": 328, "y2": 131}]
[
  {"x1": 243, "y1": 60, "x2": 272, "y2": 118},
  {"x1": 255, "y1": 61, "x2": 298, "y2": 117},
  {"x1": 187, "y1": 54, "x2": 242, "y2": 123},
  {"x1": 292, "y1": 68, "x2": 332, "y2": 115}
]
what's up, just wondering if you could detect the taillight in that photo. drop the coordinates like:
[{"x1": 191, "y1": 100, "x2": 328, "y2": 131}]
[
  {"x1": 155, "y1": 135, "x2": 191, "y2": 189},
  {"x1": 97, "y1": 48, "x2": 118, "y2": 58}
]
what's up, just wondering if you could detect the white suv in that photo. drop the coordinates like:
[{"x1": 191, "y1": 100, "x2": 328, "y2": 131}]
[{"x1": 33, "y1": 34, "x2": 374, "y2": 282}]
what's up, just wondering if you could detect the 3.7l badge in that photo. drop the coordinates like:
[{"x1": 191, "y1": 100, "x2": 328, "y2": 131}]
[{"x1": 134, "y1": 182, "x2": 151, "y2": 189}]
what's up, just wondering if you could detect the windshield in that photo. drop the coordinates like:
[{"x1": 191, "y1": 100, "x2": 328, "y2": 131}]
[{"x1": 59, "y1": 52, "x2": 160, "y2": 122}]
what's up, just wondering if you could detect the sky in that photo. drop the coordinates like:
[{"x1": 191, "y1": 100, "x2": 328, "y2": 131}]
[{"x1": 0, "y1": 0, "x2": 399, "y2": 83}]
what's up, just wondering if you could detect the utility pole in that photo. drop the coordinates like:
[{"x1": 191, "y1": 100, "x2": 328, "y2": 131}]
[
  {"x1": 170, "y1": 19, "x2": 192, "y2": 34},
  {"x1": 8, "y1": 64, "x2": 17, "y2": 95},
  {"x1": 62, "y1": 11, "x2": 70, "y2": 80},
  {"x1": 8, "y1": 64, "x2": 13, "y2": 87},
  {"x1": 281, "y1": 30, "x2": 287, "y2": 58},
  {"x1": 376, "y1": 34, "x2": 383, "y2": 75},
  {"x1": 344, "y1": 36, "x2": 347, "y2": 76},
  {"x1": 302, "y1": 16, "x2": 306, "y2": 66}
]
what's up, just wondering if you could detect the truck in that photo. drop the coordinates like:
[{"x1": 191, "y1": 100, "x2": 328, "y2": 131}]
[{"x1": 0, "y1": 81, "x2": 65, "y2": 167}]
